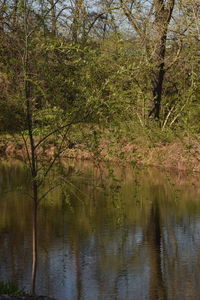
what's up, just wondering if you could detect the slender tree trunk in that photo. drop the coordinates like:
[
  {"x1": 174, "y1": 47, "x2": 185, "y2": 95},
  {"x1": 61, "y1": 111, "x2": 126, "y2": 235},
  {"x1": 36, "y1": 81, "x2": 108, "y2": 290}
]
[
  {"x1": 12, "y1": 0, "x2": 19, "y2": 31},
  {"x1": 31, "y1": 182, "x2": 38, "y2": 295},
  {"x1": 23, "y1": 1, "x2": 39, "y2": 293},
  {"x1": 71, "y1": 0, "x2": 84, "y2": 42},
  {"x1": 25, "y1": 53, "x2": 39, "y2": 295},
  {"x1": 0, "y1": 0, "x2": 6, "y2": 33},
  {"x1": 25, "y1": 70, "x2": 38, "y2": 295},
  {"x1": 49, "y1": 0, "x2": 57, "y2": 35}
]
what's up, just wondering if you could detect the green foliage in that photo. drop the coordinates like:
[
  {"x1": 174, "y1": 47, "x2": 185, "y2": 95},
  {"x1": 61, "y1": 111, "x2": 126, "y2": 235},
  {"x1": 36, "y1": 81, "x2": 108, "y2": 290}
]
[
  {"x1": 0, "y1": 12, "x2": 199, "y2": 145},
  {"x1": 0, "y1": 281, "x2": 25, "y2": 295},
  {"x1": 0, "y1": 97, "x2": 25, "y2": 133}
]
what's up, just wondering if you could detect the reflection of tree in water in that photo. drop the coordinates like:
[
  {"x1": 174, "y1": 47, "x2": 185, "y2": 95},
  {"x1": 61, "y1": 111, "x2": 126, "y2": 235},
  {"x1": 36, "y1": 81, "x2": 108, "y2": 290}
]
[
  {"x1": 146, "y1": 194, "x2": 166, "y2": 300},
  {"x1": 2, "y1": 163, "x2": 200, "y2": 299},
  {"x1": 162, "y1": 214, "x2": 200, "y2": 300},
  {"x1": 70, "y1": 232, "x2": 82, "y2": 300}
]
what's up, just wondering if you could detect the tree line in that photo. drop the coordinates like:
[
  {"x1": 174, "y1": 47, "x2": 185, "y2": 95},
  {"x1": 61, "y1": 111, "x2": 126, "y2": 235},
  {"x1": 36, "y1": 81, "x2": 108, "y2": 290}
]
[{"x1": 0, "y1": 0, "x2": 199, "y2": 133}]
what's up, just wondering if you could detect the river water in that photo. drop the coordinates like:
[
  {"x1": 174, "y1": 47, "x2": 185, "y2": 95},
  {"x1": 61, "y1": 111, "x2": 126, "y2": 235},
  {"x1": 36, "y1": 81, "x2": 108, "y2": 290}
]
[{"x1": 0, "y1": 161, "x2": 200, "y2": 300}]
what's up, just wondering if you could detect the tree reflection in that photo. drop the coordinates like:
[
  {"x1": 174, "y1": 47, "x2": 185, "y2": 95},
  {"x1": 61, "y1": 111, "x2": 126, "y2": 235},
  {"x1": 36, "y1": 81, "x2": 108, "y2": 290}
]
[
  {"x1": 146, "y1": 190, "x2": 166, "y2": 300},
  {"x1": 1, "y1": 163, "x2": 200, "y2": 299}
]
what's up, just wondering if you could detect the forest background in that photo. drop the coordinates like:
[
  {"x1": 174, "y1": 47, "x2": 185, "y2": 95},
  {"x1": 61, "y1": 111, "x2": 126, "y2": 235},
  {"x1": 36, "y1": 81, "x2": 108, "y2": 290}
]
[{"x1": 0, "y1": 0, "x2": 200, "y2": 170}]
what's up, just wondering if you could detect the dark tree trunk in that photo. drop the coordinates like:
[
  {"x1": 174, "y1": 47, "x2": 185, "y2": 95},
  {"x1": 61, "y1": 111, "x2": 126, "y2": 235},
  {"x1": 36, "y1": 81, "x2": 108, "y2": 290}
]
[
  {"x1": 149, "y1": 0, "x2": 175, "y2": 119},
  {"x1": 149, "y1": 35, "x2": 167, "y2": 119},
  {"x1": 120, "y1": 0, "x2": 175, "y2": 119}
]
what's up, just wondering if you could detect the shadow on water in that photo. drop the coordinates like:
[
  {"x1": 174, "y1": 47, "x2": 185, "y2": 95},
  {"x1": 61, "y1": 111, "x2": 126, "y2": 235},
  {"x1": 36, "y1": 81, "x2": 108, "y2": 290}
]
[{"x1": 0, "y1": 161, "x2": 200, "y2": 299}]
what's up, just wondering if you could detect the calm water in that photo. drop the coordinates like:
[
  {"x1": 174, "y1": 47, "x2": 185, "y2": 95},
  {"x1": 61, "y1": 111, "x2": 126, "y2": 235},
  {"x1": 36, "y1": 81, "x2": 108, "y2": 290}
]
[{"x1": 0, "y1": 161, "x2": 200, "y2": 300}]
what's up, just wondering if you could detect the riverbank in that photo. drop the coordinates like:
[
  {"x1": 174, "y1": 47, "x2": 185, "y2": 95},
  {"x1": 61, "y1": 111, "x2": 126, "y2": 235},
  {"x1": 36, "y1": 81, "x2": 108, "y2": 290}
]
[{"x1": 0, "y1": 135, "x2": 199, "y2": 173}]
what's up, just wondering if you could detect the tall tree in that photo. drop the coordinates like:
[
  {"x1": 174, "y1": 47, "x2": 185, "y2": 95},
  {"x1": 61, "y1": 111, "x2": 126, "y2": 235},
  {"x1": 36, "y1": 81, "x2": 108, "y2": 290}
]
[
  {"x1": 71, "y1": 0, "x2": 84, "y2": 41},
  {"x1": 120, "y1": 0, "x2": 175, "y2": 119}
]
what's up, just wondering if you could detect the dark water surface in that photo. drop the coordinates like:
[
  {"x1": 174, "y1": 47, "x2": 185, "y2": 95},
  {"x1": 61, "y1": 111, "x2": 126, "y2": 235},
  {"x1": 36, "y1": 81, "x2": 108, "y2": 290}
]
[{"x1": 0, "y1": 161, "x2": 200, "y2": 300}]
